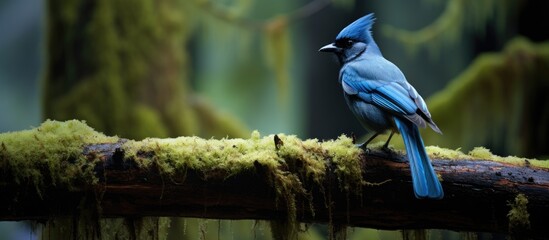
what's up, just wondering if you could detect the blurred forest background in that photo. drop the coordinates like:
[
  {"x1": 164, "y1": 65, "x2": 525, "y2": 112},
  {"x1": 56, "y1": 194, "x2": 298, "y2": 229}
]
[{"x1": 1, "y1": 0, "x2": 548, "y2": 239}]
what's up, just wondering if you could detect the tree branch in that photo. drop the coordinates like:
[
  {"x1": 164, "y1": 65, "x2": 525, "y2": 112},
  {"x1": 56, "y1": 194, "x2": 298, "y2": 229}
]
[{"x1": 1, "y1": 121, "x2": 548, "y2": 239}]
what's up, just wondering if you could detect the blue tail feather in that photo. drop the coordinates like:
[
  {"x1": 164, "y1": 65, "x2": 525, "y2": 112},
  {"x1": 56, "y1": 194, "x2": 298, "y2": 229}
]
[{"x1": 394, "y1": 117, "x2": 443, "y2": 199}]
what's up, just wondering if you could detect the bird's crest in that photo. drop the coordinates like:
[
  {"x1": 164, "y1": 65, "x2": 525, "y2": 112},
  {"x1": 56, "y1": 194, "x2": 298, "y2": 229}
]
[{"x1": 336, "y1": 13, "x2": 375, "y2": 42}]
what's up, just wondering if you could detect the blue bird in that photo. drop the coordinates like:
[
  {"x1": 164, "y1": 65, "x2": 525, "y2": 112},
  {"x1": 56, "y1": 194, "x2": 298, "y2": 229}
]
[{"x1": 319, "y1": 13, "x2": 444, "y2": 199}]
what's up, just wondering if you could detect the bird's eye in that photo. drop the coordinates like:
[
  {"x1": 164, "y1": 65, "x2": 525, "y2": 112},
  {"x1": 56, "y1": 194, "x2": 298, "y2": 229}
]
[
  {"x1": 344, "y1": 39, "x2": 354, "y2": 47},
  {"x1": 336, "y1": 39, "x2": 354, "y2": 48}
]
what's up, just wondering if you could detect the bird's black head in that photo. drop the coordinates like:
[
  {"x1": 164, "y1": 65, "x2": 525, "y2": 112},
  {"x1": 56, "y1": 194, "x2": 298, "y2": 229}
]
[{"x1": 319, "y1": 13, "x2": 378, "y2": 65}]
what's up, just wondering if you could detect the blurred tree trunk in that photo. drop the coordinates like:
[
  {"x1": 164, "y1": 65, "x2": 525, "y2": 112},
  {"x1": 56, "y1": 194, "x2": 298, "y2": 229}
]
[{"x1": 43, "y1": 0, "x2": 248, "y2": 140}]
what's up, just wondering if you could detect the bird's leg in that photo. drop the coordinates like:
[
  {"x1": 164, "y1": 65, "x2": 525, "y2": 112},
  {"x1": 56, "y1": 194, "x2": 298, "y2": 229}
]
[
  {"x1": 356, "y1": 133, "x2": 379, "y2": 153},
  {"x1": 381, "y1": 131, "x2": 404, "y2": 161},
  {"x1": 382, "y1": 131, "x2": 394, "y2": 152}
]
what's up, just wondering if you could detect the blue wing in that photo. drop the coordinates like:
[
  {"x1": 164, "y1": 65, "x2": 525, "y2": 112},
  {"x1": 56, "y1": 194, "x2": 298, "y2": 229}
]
[
  {"x1": 340, "y1": 63, "x2": 441, "y2": 133},
  {"x1": 340, "y1": 68, "x2": 416, "y2": 116}
]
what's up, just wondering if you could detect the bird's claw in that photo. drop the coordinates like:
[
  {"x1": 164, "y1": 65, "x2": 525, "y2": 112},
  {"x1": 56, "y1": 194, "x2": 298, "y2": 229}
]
[
  {"x1": 355, "y1": 143, "x2": 371, "y2": 154},
  {"x1": 382, "y1": 146, "x2": 395, "y2": 157},
  {"x1": 381, "y1": 147, "x2": 406, "y2": 162},
  {"x1": 381, "y1": 145, "x2": 393, "y2": 153}
]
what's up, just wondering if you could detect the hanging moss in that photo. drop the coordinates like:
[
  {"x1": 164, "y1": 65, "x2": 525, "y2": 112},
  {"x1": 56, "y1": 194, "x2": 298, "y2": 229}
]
[
  {"x1": 421, "y1": 38, "x2": 549, "y2": 158},
  {"x1": 377, "y1": 38, "x2": 549, "y2": 164},
  {"x1": 507, "y1": 193, "x2": 530, "y2": 236},
  {"x1": 382, "y1": 0, "x2": 516, "y2": 56},
  {"x1": 122, "y1": 129, "x2": 361, "y2": 239},
  {"x1": 263, "y1": 16, "x2": 291, "y2": 103}
]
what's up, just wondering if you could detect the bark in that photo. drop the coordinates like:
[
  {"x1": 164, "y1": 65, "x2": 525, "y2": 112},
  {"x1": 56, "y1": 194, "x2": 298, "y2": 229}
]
[{"x1": 1, "y1": 140, "x2": 547, "y2": 239}]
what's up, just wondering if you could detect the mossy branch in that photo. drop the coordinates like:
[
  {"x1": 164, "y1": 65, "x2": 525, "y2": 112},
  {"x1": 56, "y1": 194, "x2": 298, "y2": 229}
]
[{"x1": 1, "y1": 121, "x2": 548, "y2": 239}]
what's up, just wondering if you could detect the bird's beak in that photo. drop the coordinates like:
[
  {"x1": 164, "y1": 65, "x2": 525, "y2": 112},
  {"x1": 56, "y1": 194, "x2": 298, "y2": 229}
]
[{"x1": 319, "y1": 43, "x2": 340, "y2": 53}]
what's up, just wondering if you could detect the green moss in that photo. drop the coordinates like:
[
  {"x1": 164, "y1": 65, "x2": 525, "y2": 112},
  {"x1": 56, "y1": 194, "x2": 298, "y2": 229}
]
[
  {"x1": 468, "y1": 146, "x2": 493, "y2": 159},
  {"x1": 426, "y1": 146, "x2": 470, "y2": 160},
  {"x1": 2, "y1": 120, "x2": 363, "y2": 239},
  {"x1": 467, "y1": 146, "x2": 549, "y2": 168},
  {"x1": 121, "y1": 132, "x2": 360, "y2": 185},
  {"x1": 320, "y1": 135, "x2": 363, "y2": 191},
  {"x1": 120, "y1": 131, "x2": 362, "y2": 239},
  {"x1": 0, "y1": 120, "x2": 118, "y2": 194},
  {"x1": 507, "y1": 194, "x2": 530, "y2": 235},
  {"x1": 425, "y1": 145, "x2": 549, "y2": 169}
]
